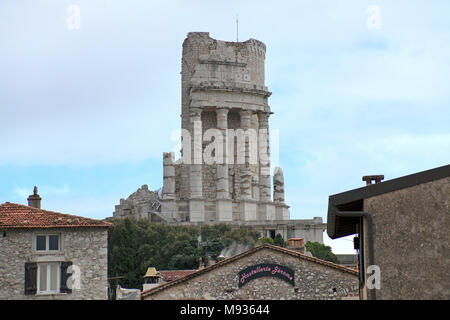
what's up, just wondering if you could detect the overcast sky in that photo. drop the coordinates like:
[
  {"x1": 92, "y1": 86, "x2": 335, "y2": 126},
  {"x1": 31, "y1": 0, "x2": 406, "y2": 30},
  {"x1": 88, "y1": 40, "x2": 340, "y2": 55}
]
[{"x1": 1, "y1": 0, "x2": 449, "y2": 254}]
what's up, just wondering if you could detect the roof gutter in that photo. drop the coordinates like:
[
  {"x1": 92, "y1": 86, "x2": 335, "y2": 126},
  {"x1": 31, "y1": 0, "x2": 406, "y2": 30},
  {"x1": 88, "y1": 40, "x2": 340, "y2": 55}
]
[{"x1": 331, "y1": 208, "x2": 376, "y2": 300}]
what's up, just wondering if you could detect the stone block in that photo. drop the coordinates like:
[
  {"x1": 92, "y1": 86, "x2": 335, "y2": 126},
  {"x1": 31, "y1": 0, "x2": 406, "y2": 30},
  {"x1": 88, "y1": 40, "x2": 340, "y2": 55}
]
[
  {"x1": 189, "y1": 199, "x2": 205, "y2": 222},
  {"x1": 275, "y1": 205, "x2": 289, "y2": 220},
  {"x1": 216, "y1": 199, "x2": 233, "y2": 221},
  {"x1": 240, "y1": 201, "x2": 257, "y2": 221},
  {"x1": 161, "y1": 200, "x2": 177, "y2": 219},
  {"x1": 258, "y1": 203, "x2": 276, "y2": 220}
]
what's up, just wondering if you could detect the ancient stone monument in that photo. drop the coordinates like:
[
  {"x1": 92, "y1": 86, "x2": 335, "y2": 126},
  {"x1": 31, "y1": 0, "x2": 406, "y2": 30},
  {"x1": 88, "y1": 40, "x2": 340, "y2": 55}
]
[
  {"x1": 161, "y1": 31, "x2": 288, "y2": 223},
  {"x1": 113, "y1": 32, "x2": 326, "y2": 243}
]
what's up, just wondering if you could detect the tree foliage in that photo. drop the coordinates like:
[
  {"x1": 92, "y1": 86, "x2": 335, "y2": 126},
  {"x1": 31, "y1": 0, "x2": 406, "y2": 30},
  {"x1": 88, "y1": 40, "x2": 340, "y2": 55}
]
[
  {"x1": 305, "y1": 241, "x2": 339, "y2": 263},
  {"x1": 273, "y1": 233, "x2": 285, "y2": 247},
  {"x1": 258, "y1": 237, "x2": 274, "y2": 245},
  {"x1": 107, "y1": 219, "x2": 260, "y2": 291}
]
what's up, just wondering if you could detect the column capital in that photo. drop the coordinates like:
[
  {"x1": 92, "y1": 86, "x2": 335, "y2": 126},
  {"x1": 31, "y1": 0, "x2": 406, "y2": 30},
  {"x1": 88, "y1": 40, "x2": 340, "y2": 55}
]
[
  {"x1": 216, "y1": 107, "x2": 229, "y2": 115},
  {"x1": 216, "y1": 107, "x2": 229, "y2": 130},
  {"x1": 190, "y1": 107, "x2": 202, "y2": 119},
  {"x1": 239, "y1": 109, "x2": 252, "y2": 117},
  {"x1": 257, "y1": 110, "x2": 271, "y2": 118},
  {"x1": 239, "y1": 109, "x2": 252, "y2": 129}
]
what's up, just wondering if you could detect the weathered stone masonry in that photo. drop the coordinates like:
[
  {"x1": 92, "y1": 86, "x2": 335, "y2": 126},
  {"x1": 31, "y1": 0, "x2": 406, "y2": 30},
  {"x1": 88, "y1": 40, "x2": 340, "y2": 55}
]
[
  {"x1": 162, "y1": 32, "x2": 288, "y2": 223},
  {"x1": 142, "y1": 245, "x2": 359, "y2": 300},
  {"x1": 113, "y1": 32, "x2": 327, "y2": 244},
  {"x1": 364, "y1": 177, "x2": 450, "y2": 300},
  {"x1": 0, "y1": 228, "x2": 109, "y2": 300}
]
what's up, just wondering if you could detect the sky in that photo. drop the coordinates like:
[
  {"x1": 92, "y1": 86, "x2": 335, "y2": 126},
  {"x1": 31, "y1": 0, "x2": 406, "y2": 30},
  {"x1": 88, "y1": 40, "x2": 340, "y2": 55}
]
[{"x1": 1, "y1": 0, "x2": 449, "y2": 254}]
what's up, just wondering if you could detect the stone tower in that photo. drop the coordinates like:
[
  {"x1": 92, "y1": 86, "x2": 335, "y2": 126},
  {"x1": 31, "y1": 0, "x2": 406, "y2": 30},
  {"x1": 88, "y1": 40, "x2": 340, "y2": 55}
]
[{"x1": 161, "y1": 32, "x2": 289, "y2": 223}]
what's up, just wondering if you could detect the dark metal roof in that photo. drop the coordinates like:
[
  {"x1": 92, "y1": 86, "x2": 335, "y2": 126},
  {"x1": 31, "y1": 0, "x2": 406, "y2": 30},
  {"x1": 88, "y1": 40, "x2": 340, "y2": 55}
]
[{"x1": 327, "y1": 164, "x2": 450, "y2": 239}]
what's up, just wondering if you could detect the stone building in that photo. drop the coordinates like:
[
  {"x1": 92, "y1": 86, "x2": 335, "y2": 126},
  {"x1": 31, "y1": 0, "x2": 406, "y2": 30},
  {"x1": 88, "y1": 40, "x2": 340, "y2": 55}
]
[
  {"x1": 141, "y1": 243, "x2": 359, "y2": 300},
  {"x1": 327, "y1": 164, "x2": 450, "y2": 300},
  {"x1": 113, "y1": 32, "x2": 326, "y2": 243},
  {"x1": 161, "y1": 31, "x2": 288, "y2": 224},
  {"x1": 113, "y1": 185, "x2": 163, "y2": 221},
  {"x1": 0, "y1": 188, "x2": 112, "y2": 300}
]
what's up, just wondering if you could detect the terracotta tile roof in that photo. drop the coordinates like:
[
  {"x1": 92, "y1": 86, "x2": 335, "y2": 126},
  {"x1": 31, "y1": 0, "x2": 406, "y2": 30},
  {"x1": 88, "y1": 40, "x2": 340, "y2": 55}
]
[
  {"x1": 0, "y1": 202, "x2": 112, "y2": 229},
  {"x1": 159, "y1": 270, "x2": 197, "y2": 282},
  {"x1": 141, "y1": 243, "x2": 358, "y2": 298}
]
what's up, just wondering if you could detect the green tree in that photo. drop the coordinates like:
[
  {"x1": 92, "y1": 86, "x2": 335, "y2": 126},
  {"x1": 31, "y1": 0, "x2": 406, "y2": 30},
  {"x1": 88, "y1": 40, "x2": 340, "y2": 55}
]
[
  {"x1": 221, "y1": 227, "x2": 260, "y2": 247},
  {"x1": 273, "y1": 233, "x2": 285, "y2": 247},
  {"x1": 258, "y1": 237, "x2": 274, "y2": 245},
  {"x1": 305, "y1": 241, "x2": 339, "y2": 263},
  {"x1": 108, "y1": 219, "x2": 261, "y2": 294}
]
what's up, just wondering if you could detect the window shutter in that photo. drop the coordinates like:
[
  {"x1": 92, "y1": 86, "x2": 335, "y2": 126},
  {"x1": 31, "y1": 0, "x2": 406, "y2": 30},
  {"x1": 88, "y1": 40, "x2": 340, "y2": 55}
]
[
  {"x1": 60, "y1": 261, "x2": 73, "y2": 294},
  {"x1": 24, "y1": 262, "x2": 37, "y2": 295}
]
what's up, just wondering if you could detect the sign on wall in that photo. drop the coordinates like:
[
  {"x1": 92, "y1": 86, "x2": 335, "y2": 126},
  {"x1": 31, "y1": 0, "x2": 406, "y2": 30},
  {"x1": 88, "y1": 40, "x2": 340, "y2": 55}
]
[{"x1": 238, "y1": 263, "x2": 295, "y2": 288}]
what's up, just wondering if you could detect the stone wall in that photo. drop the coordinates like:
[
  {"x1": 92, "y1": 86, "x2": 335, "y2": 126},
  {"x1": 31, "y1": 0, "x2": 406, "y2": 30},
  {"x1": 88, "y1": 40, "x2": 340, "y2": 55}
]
[
  {"x1": 113, "y1": 184, "x2": 160, "y2": 219},
  {"x1": 143, "y1": 246, "x2": 359, "y2": 300},
  {"x1": 363, "y1": 176, "x2": 450, "y2": 299},
  {"x1": 0, "y1": 228, "x2": 109, "y2": 300}
]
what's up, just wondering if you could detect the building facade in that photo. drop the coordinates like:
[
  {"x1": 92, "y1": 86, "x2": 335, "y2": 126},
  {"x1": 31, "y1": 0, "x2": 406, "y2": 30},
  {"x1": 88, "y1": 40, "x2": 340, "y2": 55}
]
[
  {"x1": 0, "y1": 189, "x2": 112, "y2": 300},
  {"x1": 141, "y1": 244, "x2": 359, "y2": 300},
  {"x1": 327, "y1": 164, "x2": 450, "y2": 300}
]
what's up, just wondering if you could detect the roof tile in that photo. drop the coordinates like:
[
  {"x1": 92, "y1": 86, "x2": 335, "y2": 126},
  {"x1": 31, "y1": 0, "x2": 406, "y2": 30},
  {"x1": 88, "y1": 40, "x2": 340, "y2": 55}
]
[{"x1": 0, "y1": 202, "x2": 112, "y2": 229}]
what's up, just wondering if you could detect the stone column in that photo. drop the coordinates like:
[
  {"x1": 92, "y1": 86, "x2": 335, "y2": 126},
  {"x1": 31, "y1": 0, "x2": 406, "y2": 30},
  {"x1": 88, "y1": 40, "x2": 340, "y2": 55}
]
[
  {"x1": 216, "y1": 108, "x2": 229, "y2": 199},
  {"x1": 273, "y1": 166, "x2": 285, "y2": 203},
  {"x1": 251, "y1": 112, "x2": 260, "y2": 201},
  {"x1": 239, "y1": 110, "x2": 252, "y2": 201},
  {"x1": 162, "y1": 152, "x2": 176, "y2": 200},
  {"x1": 258, "y1": 112, "x2": 271, "y2": 202},
  {"x1": 274, "y1": 166, "x2": 289, "y2": 220},
  {"x1": 257, "y1": 111, "x2": 274, "y2": 220},
  {"x1": 161, "y1": 152, "x2": 177, "y2": 220},
  {"x1": 189, "y1": 107, "x2": 204, "y2": 222},
  {"x1": 190, "y1": 107, "x2": 203, "y2": 198},
  {"x1": 239, "y1": 109, "x2": 257, "y2": 220},
  {"x1": 216, "y1": 107, "x2": 232, "y2": 221},
  {"x1": 239, "y1": 110, "x2": 252, "y2": 166}
]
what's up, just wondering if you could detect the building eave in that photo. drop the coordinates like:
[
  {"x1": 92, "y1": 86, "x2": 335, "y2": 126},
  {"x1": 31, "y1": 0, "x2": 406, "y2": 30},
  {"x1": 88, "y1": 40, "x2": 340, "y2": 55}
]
[{"x1": 327, "y1": 164, "x2": 450, "y2": 239}]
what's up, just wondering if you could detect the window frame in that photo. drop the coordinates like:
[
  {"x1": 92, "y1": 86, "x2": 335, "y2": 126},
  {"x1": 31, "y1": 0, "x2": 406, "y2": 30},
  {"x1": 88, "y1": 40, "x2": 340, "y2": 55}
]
[
  {"x1": 34, "y1": 233, "x2": 61, "y2": 253},
  {"x1": 36, "y1": 262, "x2": 61, "y2": 294}
]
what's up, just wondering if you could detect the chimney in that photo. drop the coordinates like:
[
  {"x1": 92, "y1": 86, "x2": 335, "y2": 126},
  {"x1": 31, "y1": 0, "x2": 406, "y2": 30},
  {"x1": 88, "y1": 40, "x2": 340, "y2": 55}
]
[
  {"x1": 27, "y1": 186, "x2": 42, "y2": 209},
  {"x1": 286, "y1": 238, "x2": 306, "y2": 254},
  {"x1": 362, "y1": 175, "x2": 384, "y2": 186}
]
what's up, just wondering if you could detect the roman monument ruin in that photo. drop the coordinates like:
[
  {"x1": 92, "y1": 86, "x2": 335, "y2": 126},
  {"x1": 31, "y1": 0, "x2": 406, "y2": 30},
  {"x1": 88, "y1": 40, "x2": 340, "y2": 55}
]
[{"x1": 113, "y1": 32, "x2": 326, "y2": 243}]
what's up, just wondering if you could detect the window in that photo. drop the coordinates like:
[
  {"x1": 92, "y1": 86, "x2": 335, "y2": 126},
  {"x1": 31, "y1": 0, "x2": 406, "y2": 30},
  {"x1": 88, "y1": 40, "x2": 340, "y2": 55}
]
[
  {"x1": 35, "y1": 234, "x2": 60, "y2": 252},
  {"x1": 24, "y1": 261, "x2": 72, "y2": 295},
  {"x1": 36, "y1": 236, "x2": 46, "y2": 250},
  {"x1": 37, "y1": 262, "x2": 60, "y2": 294},
  {"x1": 48, "y1": 235, "x2": 59, "y2": 250}
]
